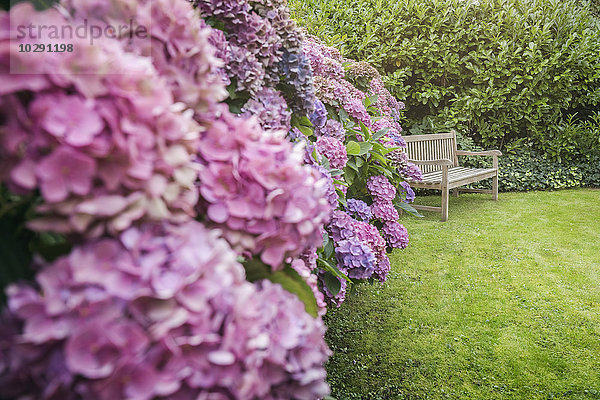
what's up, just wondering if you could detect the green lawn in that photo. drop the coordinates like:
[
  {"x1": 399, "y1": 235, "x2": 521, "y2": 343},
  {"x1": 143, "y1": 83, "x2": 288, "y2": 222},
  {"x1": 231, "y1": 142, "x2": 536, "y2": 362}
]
[{"x1": 325, "y1": 189, "x2": 600, "y2": 400}]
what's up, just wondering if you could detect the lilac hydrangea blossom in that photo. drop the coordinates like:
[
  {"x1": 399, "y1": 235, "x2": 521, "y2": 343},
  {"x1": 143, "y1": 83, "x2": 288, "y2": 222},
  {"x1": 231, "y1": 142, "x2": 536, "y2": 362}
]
[
  {"x1": 194, "y1": 0, "x2": 316, "y2": 114},
  {"x1": 316, "y1": 119, "x2": 346, "y2": 140},
  {"x1": 278, "y1": 49, "x2": 316, "y2": 114},
  {"x1": 303, "y1": 35, "x2": 344, "y2": 79},
  {"x1": 345, "y1": 198, "x2": 372, "y2": 221},
  {"x1": 327, "y1": 210, "x2": 355, "y2": 242},
  {"x1": 351, "y1": 220, "x2": 390, "y2": 283},
  {"x1": 367, "y1": 175, "x2": 397, "y2": 201},
  {"x1": 334, "y1": 238, "x2": 376, "y2": 279},
  {"x1": 402, "y1": 162, "x2": 424, "y2": 182},
  {"x1": 316, "y1": 136, "x2": 348, "y2": 169},
  {"x1": 241, "y1": 87, "x2": 291, "y2": 132},
  {"x1": 310, "y1": 99, "x2": 328, "y2": 128},
  {"x1": 197, "y1": 108, "x2": 332, "y2": 268},
  {"x1": 399, "y1": 181, "x2": 416, "y2": 203},
  {"x1": 0, "y1": 221, "x2": 331, "y2": 400},
  {"x1": 382, "y1": 221, "x2": 410, "y2": 249}
]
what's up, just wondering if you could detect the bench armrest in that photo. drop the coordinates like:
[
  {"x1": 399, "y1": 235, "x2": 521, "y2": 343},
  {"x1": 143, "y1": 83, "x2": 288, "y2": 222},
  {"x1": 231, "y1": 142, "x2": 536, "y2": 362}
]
[
  {"x1": 456, "y1": 150, "x2": 502, "y2": 157},
  {"x1": 408, "y1": 158, "x2": 453, "y2": 166}
]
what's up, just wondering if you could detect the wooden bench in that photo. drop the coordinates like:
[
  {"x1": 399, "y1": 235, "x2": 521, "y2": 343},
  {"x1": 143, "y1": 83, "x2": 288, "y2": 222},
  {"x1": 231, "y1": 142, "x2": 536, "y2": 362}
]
[{"x1": 404, "y1": 130, "x2": 502, "y2": 221}]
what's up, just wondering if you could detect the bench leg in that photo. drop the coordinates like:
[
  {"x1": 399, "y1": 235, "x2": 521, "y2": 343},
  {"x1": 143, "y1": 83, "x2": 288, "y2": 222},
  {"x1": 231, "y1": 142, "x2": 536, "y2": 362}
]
[
  {"x1": 441, "y1": 166, "x2": 449, "y2": 222},
  {"x1": 492, "y1": 173, "x2": 498, "y2": 201},
  {"x1": 452, "y1": 188, "x2": 459, "y2": 197},
  {"x1": 441, "y1": 188, "x2": 449, "y2": 222},
  {"x1": 492, "y1": 156, "x2": 499, "y2": 201}
]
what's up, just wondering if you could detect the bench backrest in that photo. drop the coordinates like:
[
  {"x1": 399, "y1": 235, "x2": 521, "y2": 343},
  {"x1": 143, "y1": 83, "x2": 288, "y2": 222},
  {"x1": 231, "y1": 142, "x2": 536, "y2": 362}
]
[{"x1": 404, "y1": 131, "x2": 459, "y2": 173}]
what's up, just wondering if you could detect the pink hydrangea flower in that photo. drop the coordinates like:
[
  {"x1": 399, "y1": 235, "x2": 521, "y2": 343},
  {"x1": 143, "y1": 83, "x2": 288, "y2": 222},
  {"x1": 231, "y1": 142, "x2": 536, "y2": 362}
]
[
  {"x1": 371, "y1": 200, "x2": 400, "y2": 222},
  {"x1": 0, "y1": 221, "x2": 331, "y2": 400},
  {"x1": 60, "y1": 0, "x2": 228, "y2": 113},
  {"x1": 197, "y1": 108, "x2": 332, "y2": 268},
  {"x1": 382, "y1": 221, "x2": 409, "y2": 249},
  {"x1": 0, "y1": 4, "x2": 205, "y2": 237},
  {"x1": 316, "y1": 136, "x2": 348, "y2": 169},
  {"x1": 367, "y1": 175, "x2": 397, "y2": 201}
]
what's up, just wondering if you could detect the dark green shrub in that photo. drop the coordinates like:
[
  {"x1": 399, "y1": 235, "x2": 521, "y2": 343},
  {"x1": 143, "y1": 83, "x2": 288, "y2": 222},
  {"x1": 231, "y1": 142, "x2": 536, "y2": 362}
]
[
  {"x1": 290, "y1": 0, "x2": 600, "y2": 151},
  {"x1": 457, "y1": 149, "x2": 600, "y2": 192}
]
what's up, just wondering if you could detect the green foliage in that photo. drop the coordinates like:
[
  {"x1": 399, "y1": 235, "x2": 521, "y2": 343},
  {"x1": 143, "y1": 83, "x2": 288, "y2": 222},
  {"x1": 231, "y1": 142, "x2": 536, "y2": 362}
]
[
  {"x1": 0, "y1": 187, "x2": 73, "y2": 305},
  {"x1": 457, "y1": 130, "x2": 600, "y2": 192},
  {"x1": 290, "y1": 0, "x2": 600, "y2": 151}
]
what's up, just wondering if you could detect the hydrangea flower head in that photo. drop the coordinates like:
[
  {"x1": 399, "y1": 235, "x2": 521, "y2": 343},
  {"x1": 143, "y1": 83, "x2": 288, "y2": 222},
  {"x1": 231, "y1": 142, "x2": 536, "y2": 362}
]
[
  {"x1": 310, "y1": 99, "x2": 328, "y2": 128},
  {"x1": 61, "y1": 0, "x2": 228, "y2": 113},
  {"x1": 402, "y1": 162, "x2": 424, "y2": 182},
  {"x1": 0, "y1": 221, "x2": 331, "y2": 399},
  {"x1": 382, "y1": 221, "x2": 409, "y2": 249},
  {"x1": 1, "y1": 4, "x2": 202, "y2": 237},
  {"x1": 327, "y1": 210, "x2": 355, "y2": 242},
  {"x1": 197, "y1": 108, "x2": 332, "y2": 268},
  {"x1": 345, "y1": 198, "x2": 372, "y2": 221},
  {"x1": 335, "y1": 238, "x2": 376, "y2": 279},
  {"x1": 241, "y1": 87, "x2": 291, "y2": 132},
  {"x1": 316, "y1": 119, "x2": 345, "y2": 141},
  {"x1": 316, "y1": 136, "x2": 348, "y2": 169},
  {"x1": 399, "y1": 181, "x2": 416, "y2": 203},
  {"x1": 371, "y1": 200, "x2": 400, "y2": 222},
  {"x1": 367, "y1": 175, "x2": 397, "y2": 201}
]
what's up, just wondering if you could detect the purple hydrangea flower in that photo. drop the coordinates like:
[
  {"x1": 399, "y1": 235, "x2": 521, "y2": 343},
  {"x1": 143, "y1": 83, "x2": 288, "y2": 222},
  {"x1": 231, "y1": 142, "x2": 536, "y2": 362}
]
[
  {"x1": 316, "y1": 119, "x2": 346, "y2": 140},
  {"x1": 382, "y1": 221, "x2": 409, "y2": 249},
  {"x1": 241, "y1": 87, "x2": 291, "y2": 132},
  {"x1": 367, "y1": 175, "x2": 397, "y2": 201},
  {"x1": 278, "y1": 50, "x2": 316, "y2": 114},
  {"x1": 399, "y1": 181, "x2": 416, "y2": 203},
  {"x1": 351, "y1": 220, "x2": 390, "y2": 283},
  {"x1": 345, "y1": 198, "x2": 372, "y2": 221},
  {"x1": 402, "y1": 162, "x2": 424, "y2": 182},
  {"x1": 310, "y1": 99, "x2": 328, "y2": 128},
  {"x1": 335, "y1": 238, "x2": 376, "y2": 279},
  {"x1": 327, "y1": 210, "x2": 355, "y2": 241},
  {"x1": 0, "y1": 221, "x2": 331, "y2": 400},
  {"x1": 316, "y1": 136, "x2": 348, "y2": 169}
]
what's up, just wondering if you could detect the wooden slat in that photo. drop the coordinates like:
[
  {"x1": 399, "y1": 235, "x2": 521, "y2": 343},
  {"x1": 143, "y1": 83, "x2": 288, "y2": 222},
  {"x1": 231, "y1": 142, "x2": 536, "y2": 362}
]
[
  {"x1": 404, "y1": 132, "x2": 455, "y2": 142},
  {"x1": 448, "y1": 170, "x2": 497, "y2": 188},
  {"x1": 457, "y1": 188, "x2": 493, "y2": 194},
  {"x1": 418, "y1": 168, "x2": 496, "y2": 184},
  {"x1": 410, "y1": 204, "x2": 442, "y2": 212}
]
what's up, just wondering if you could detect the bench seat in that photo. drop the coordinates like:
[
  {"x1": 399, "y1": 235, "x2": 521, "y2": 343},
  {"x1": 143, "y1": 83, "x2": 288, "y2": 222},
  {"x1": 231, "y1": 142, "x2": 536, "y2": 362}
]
[{"x1": 410, "y1": 167, "x2": 497, "y2": 187}]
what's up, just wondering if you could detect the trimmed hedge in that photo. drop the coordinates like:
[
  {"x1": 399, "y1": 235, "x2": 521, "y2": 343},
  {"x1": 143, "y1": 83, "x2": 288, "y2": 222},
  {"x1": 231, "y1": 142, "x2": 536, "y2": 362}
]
[{"x1": 289, "y1": 0, "x2": 600, "y2": 151}]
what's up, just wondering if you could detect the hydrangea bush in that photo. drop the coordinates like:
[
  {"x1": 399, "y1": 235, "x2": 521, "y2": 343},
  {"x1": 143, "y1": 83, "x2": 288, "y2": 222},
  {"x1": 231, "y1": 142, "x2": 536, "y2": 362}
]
[
  {"x1": 0, "y1": 1, "x2": 333, "y2": 398},
  {"x1": 0, "y1": 0, "x2": 420, "y2": 397},
  {"x1": 292, "y1": 34, "x2": 421, "y2": 305}
]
